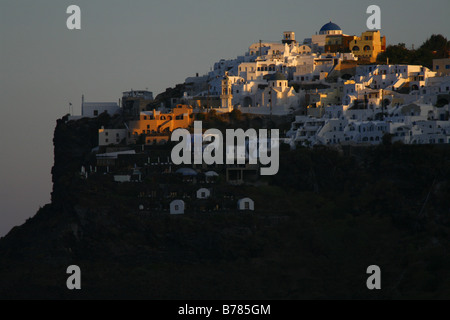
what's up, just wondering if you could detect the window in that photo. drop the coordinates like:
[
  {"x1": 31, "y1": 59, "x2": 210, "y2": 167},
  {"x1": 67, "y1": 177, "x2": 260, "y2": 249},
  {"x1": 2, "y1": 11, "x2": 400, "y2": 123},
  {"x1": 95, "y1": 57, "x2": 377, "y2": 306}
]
[
  {"x1": 352, "y1": 46, "x2": 360, "y2": 51},
  {"x1": 446, "y1": 65, "x2": 450, "y2": 69},
  {"x1": 436, "y1": 65, "x2": 440, "y2": 70},
  {"x1": 201, "y1": 192, "x2": 206, "y2": 198},
  {"x1": 105, "y1": 139, "x2": 108, "y2": 143},
  {"x1": 94, "y1": 110, "x2": 99, "y2": 116},
  {"x1": 175, "y1": 205, "x2": 179, "y2": 211},
  {"x1": 245, "y1": 202, "x2": 250, "y2": 210},
  {"x1": 105, "y1": 132, "x2": 109, "y2": 136}
]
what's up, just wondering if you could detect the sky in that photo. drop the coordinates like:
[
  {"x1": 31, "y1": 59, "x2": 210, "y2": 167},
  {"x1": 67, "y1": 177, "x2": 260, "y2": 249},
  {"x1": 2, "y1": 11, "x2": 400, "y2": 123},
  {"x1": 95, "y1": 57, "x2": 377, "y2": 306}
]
[{"x1": 0, "y1": 0, "x2": 449, "y2": 237}]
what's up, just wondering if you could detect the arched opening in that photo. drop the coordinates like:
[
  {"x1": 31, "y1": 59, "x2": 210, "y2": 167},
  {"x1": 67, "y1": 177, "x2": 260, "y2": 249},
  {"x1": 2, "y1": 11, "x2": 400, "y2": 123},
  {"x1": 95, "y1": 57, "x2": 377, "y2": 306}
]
[
  {"x1": 436, "y1": 98, "x2": 449, "y2": 108},
  {"x1": 352, "y1": 46, "x2": 360, "y2": 51},
  {"x1": 411, "y1": 85, "x2": 419, "y2": 91},
  {"x1": 243, "y1": 96, "x2": 253, "y2": 108},
  {"x1": 363, "y1": 45, "x2": 371, "y2": 51}
]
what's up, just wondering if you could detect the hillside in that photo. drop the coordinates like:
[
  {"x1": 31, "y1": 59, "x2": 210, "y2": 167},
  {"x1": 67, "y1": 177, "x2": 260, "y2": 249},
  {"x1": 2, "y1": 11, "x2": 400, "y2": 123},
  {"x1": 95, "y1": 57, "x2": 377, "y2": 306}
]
[{"x1": 0, "y1": 115, "x2": 449, "y2": 299}]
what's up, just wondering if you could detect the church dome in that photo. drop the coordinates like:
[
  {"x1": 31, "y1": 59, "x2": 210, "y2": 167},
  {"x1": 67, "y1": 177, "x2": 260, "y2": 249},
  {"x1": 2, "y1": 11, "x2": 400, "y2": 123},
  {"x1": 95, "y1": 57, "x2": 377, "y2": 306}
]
[{"x1": 319, "y1": 21, "x2": 342, "y2": 34}]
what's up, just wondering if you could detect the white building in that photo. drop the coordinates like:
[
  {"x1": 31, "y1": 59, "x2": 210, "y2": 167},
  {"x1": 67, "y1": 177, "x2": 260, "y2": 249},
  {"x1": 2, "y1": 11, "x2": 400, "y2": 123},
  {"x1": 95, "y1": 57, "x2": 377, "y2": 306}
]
[
  {"x1": 236, "y1": 72, "x2": 300, "y2": 115},
  {"x1": 237, "y1": 198, "x2": 255, "y2": 211},
  {"x1": 197, "y1": 188, "x2": 211, "y2": 199},
  {"x1": 288, "y1": 102, "x2": 450, "y2": 147},
  {"x1": 98, "y1": 128, "x2": 128, "y2": 146},
  {"x1": 287, "y1": 116, "x2": 326, "y2": 146},
  {"x1": 311, "y1": 22, "x2": 343, "y2": 53},
  {"x1": 170, "y1": 200, "x2": 185, "y2": 215},
  {"x1": 354, "y1": 65, "x2": 436, "y2": 91},
  {"x1": 181, "y1": 26, "x2": 360, "y2": 116},
  {"x1": 82, "y1": 94, "x2": 120, "y2": 118},
  {"x1": 114, "y1": 175, "x2": 131, "y2": 183}
]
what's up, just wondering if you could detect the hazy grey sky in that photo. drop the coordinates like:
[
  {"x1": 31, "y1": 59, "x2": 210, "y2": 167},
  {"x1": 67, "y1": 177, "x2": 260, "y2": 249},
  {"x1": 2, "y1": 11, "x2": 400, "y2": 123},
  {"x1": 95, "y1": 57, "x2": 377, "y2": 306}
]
[{"x1": 1, "y1": 0, "x2": 449, "y2": 237}]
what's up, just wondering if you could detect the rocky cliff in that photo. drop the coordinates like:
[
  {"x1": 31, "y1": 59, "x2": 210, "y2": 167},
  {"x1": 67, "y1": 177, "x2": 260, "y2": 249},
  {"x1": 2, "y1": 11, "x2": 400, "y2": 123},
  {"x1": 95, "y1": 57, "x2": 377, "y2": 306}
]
[{"x1": 0, "y1": 115, "x2": 450, "y2": 299}]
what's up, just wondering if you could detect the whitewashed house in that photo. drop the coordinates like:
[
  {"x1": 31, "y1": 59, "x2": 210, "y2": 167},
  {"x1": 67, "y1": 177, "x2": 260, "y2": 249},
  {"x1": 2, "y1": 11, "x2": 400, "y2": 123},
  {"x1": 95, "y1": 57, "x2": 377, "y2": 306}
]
[
  {"x1": 237, "y1": 198, "x2": 254, "y2": 211},
  {"x1": 197, "y1": 188, "x2": 211, "y2": 199},
  {"x1": 98, "y1": 128, "x2": 128, "y2": 146},
  {"x1": 170, "y1": 200, "x2": 185, "y2": 215},
  {"x1": 82, "y1": 94, "x2": 120, "y2": 118},
  {"x1": 114, "y1": 175, "x2": 131, "y2": 183}
]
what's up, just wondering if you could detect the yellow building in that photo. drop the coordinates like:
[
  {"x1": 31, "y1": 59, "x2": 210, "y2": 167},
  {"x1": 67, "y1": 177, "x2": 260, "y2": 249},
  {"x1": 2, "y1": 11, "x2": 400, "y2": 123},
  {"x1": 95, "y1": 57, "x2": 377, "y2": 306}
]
[
  {"x1": 318, "y1": 84, "x2": 344, "y2": 106},
  {"x1": 350, "y1": 31, "x2": 386, "y2": 63},
  {"x1": 128, "y1": 105, "x2": 193, "y2": 144},
  {"x1": 433, "y1": 58, "x2": 450, "y2": 76}
]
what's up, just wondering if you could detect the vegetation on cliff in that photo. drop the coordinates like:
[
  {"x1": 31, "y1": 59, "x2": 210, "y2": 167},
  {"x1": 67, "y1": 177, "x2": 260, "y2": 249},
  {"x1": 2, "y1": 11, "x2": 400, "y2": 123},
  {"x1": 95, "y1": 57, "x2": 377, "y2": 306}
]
[{"x1": 377, "y1": 34, "x2": 449, "y2": 68}]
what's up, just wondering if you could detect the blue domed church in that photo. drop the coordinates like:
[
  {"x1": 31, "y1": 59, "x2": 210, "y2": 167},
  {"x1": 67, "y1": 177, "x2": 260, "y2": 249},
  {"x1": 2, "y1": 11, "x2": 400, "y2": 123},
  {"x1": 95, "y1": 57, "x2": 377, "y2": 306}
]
[
  {"x1": 311, "y1": 21, "x2": 346, "y2": 53},
  {"x1": 319, "y1": 21, "x2": 343, "y2": 35}
]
